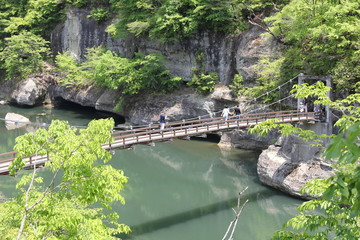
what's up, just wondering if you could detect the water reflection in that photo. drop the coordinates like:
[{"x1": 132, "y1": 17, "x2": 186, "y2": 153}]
[{"x1": 120, "y1": 189, "x2": 274, "y2": 239}]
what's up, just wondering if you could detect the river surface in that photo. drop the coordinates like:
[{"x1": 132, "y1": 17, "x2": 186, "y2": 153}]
[{"x1": 0, "y1": 104, "x2": 303, "y2": 240}]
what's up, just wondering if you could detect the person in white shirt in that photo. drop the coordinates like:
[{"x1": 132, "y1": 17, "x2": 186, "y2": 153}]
[{"x1": 221, "y1": 106, "x2": 231, "y2": 121}]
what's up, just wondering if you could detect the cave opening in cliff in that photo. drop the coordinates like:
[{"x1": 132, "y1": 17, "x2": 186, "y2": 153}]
[{"x1": 54, "y1": 99, "x2": 125, "y2": 126}]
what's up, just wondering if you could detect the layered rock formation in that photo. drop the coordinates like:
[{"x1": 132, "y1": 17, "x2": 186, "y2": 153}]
[
  {"x1": 50, "y1": 8, "x2": 283, "y2": 84},
  {"x1": 256, "y1": 123, "x2": 334, "y2": 199}
]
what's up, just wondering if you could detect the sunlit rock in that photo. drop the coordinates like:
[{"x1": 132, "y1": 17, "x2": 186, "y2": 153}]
[
  {"x1": 218, "y1": 129, "x2": 280, "y2": 150},
  {"x1": 11, "y1": 75, "x2": 53, "y2": 106},
  {"x1": 5, "y1": 113, "x2": 30, "y2": 130},
  {"x1": 257, "y1": 134, "x2": 334, "y2": 199}
]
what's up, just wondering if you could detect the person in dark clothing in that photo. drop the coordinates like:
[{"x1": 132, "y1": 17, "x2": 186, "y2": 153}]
[
  {"x1": 159, "y1": 112, "x2": 166, "y2": 130},
  {"x1": 234, "y1": 105, "x2": 241, "y2": 120}
]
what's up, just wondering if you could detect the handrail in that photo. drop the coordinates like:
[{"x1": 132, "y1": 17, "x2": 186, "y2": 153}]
[
  {"x1": 113, "y1": 110, "x2": 300, "y2": 134},
  {"x1": 113, "y1": 111, "x2": 314, "y2": 140},
  {"x1": 112, "y1": 110, "x2": 301, "y2": 137}
]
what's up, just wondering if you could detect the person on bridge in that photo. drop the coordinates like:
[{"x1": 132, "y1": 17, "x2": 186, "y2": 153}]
[
  {"x1": 221, "y1": 106, "x2": 231, "y2": 121},
  {"x1": 159, "y1": 112, "x2": 166, "y2": 130},
  {"x1": 234, "y1": 105, "x2": 241, "y2": 120}
]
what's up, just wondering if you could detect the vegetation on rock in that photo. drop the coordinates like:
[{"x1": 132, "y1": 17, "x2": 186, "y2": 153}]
[
  {"x1": 55, "y1": 47, "x2": 182, "y2": 95},
  {"x1": 1, "y1": 0, "x2": 358, "y2": 95},
  {"x1": 0, "y1": 31, "x2": 51, "y2": 81}
]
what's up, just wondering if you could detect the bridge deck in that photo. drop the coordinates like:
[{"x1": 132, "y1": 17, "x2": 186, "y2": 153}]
[{"x1": 0, "y1": 111, "x2": 316, "y2": 175}]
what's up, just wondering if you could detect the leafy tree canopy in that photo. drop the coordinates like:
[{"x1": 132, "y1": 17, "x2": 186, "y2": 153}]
[
  {"x1": 0, "y1": 118, "x2": 130, "y2": 239},
  {"x1": 256, "y1": 0, "x2": 360, "y2": 94},
  {"x1": 0, "y1": 31, "x2": 50, "y2": 81},
  {"x1": 108, "y1": 0, "x2": 251, "y2": 42}
]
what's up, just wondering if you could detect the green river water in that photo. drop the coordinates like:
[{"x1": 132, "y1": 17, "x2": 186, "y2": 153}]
[{"x1": 0, "y1": 104, "x2": 303, "y2": 240}]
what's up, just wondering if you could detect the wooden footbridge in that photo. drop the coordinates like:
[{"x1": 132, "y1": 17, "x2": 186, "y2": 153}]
[{"x1": 0, "y1": 110, "x2": 316, "y2": 175}]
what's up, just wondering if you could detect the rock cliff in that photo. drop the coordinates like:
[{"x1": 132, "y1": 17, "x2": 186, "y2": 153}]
[{"x1": 50, "y1": 8, "x2": 283, "y2": 84}]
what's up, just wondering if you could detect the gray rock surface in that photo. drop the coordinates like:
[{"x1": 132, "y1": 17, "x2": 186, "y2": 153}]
[
  {"x1": 8, "y1": 75, "x2": 54, "y2": 106},
  {"x1": 50, "y1": 8, "x2": 281, "y2": 84},
  {"x1": 5, "y1": 112, "x2": 30, "y2": 130},
  {"x1": 122, "y1": 85, "x2": 238, "y2": 125},
  {"x1": 257, "y1": 132, "x2": 333, "y2": 199},
  {"x1": 47, "y1": 83, "x2": 238, "y2": 125},
  {"x1": 218, "y1": 129, "x2": 280, "y2": 150}
]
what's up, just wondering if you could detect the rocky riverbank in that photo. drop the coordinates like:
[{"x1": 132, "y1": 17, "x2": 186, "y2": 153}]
[
  {"x1": 0, "y1": 6, "x2": 333, "y2": 200},
  {"x1": 0, "y1": 76, "x2": 333, "y2": 200}
]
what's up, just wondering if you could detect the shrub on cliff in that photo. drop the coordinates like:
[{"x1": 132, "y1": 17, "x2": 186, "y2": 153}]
[
  {"x1": 0, "y1": 31, "x2": 50, "y2": 81},
  {"x1": 55, "y1": 47, "x2": 182, "y2": 95}
]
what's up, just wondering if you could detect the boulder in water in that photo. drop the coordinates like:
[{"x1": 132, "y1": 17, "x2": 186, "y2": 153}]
[{"x1": 4, "y1": 113, "x2": 30, "y2": 130}]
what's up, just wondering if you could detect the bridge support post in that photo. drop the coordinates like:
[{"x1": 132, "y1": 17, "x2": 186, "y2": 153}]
[
  {"x1": 297, "y1": 73, "x2": 305, "y2": 111},
  {"x1": 325, "y1": 74, "x2": 333, "y2": 136}
]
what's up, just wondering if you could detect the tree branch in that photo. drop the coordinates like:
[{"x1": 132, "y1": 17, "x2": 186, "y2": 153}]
[
  {"x1": 248, "y1": 18, "x2": 285, "y2": 44},
  {"x1": 222, "y1": 187, "x2": 249, "y2": 240}
]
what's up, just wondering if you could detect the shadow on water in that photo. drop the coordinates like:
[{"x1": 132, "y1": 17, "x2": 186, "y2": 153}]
[
  {"x1": 117, "y1": 189, "x2": 275, "y2": 239},
  {"x1": 190, "y1": 133, "x2": 221, "y2": 143}
]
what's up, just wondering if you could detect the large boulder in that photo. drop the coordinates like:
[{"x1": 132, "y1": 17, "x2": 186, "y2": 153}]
[
  {"x1": 10, "y1": 75, "x2": 54, "y2": 106},
  {"x1": 218, "y1": 129, "x2": 280, "y2": 150},
  {"x1": 5, "y1": 112, "x2": 30, "y2": 130},
  {"x1": 257, "y1": 131, "x2": 334, "y2": 199}
]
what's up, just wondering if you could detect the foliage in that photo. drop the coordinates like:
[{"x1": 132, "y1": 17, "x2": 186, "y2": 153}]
[
  {"x1": 261, "y1": 0, "x2": 360, "y2": 93},
  {"x1": 108, "y1": 0, "x2": 247, "y2": 42},
  {"x1": 2, "y1": 0, "x2": 64, "y2": 35},
  {"x1": 81, "y1": 47, "x2": 127, "y2": 89},
  {"x1": 55, "y1": 51, "x2": 88, "y2": 87},
  {"x1": 0, "y1": 31, "x2": 50, "y2": 81},
  {"x1": 229, "y1": 74, "x2": 245, "y2": 97},
  {"x1": 187, "y1": 71, "x2": 218, "y2": 95},
  {"x1": 249, "y1": 83, "x2": 360, "y2": 239},
  {"x1": 251, "y1": 54, "x2": 287, "y2": 101},
  {"x1": 88, "y1": 8, "x2": 112, "y2": 23},
  {"x1": 56, "y1": 47, "x2": 182, "y2": 95},
  {"x1": 271, "y1": 122, "x2": 360, "y2": 240},
  {"x1": 249, "y1": 118, "x2": 330, "y2": 147},
  {"x1": 0, "y1": 118, "x2": 130, "y2": 239},
  {"x1": 187, "y1": 49, "x2": 218, "y2": 94},
  {"x1": 331, "y1": 50, "x2": 360, "y2": 94},
  {"x1": 291, "y1": 81, "x2": 360, "y2": 131}
]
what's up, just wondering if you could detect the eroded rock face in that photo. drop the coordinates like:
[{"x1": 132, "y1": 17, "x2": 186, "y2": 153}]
[
  {"x1": 123, "y1": 85, "x2": 238, "y2": 125},
  {"x1": 50, "y1": 8, "x2": 282, "y2": 84},
  {"x1": 48, "y1": 84, "x2": 121, "y2": 113},
  {"x1": 218, "y1": 129, "x2": 280, "y2": 150},
  {"x1": 257, "y1": 131, "x2": 334, "y2": 199},
  {"x1": 9, "y1": 75, "x2": 54, "y2": 106},
  {"x1": 47, "y1": 84, "x2": 238, "y2": 125}
]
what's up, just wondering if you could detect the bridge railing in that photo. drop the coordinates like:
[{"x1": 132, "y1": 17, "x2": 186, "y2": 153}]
[
  {"x1": 111, "y1": 110, "x2": 301, "y2": 137},
  {"x1": 1, "y1": 111, "x2": 316, "y2": 174},
  {"x1": 110, "y1": 111, "x2": 316, "y2": 145},
  {"x1": 0, "y1": 151, "x2": 17, "y2": 164}
]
